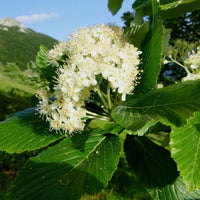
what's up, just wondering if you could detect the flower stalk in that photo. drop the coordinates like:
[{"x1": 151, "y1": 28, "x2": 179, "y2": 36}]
[{"x1": 107, "y1": 82, "x2": 112, "y2": 111}]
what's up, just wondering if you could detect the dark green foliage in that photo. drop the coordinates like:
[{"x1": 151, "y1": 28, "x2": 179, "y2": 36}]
[
  {"x1": 105, "y1": 158, "x2": 150, "y2": 199},
  {"x1": 124, "y1": 135, "x2": 200, "y2": 199},
  {"x1": 0, "y1": 91, "x2": 33, "y2": 121},
  {"x1": 0, "y1": 26, "x2": 57, "y2": 70},
  {"x1": 124, "y1": 135, "x2": 178, "y2": 188},
  {"x1": 132, "y1": 0, "x2": 200, "y2": 19},
  {"x1": 107, "y1": 0, "x2": 123, "y2": 15},
  {"x1": 164, "y1": 11, "x2": 200, "y2": 42},
  {"x1": 122, "y1": 3, "x2": 200, "y2": 42},
  {"x1": 0, "y1": 150, "x2": 42, "y2": 200}
]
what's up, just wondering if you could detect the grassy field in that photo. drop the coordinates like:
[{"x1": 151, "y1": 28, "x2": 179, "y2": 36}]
[
  {"x1": 0, "y1": 74, "x2": 36, "y2": 96},
  {"x1": 0, "y1": 74, "x2": 37, "y2": 121}
]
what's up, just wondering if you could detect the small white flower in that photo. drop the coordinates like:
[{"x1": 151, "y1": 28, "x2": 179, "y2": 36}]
[
  {"x1": 190, "y1": 64, "x2": 198, "y2": 69},
  {"x1": 121, "y1": 93, "x2": 126, "y2": 101},
  {"x1": 182, "y1": 73, "x2": 200, "y2": 81},
  {"x1": 184, "y1": 47, "x2": 200, "y2": 69}
]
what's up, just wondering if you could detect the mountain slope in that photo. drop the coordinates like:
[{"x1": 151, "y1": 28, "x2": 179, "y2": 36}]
[{"x1": 0, "y1": 18, "x2": 57, "y2": 69}]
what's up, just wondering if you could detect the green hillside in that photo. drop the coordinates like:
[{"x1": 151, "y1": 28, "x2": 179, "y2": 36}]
[
  {"x1": 0, "y1": 20, "x2": 57, "y2": 69},
  {"x1": 0, "y1": 18, "x2": 57, "y2": 120}
]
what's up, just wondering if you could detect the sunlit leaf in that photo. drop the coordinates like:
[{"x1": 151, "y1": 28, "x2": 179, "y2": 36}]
[
  {"x1": 149, "y1": 176, "x2": 200, "y2": 200},
  {"x1": 112, "y1": 80, "x2": 200, "y2": 130},
  {"x1": 0, "y1": 108, "x2": 63, "y2": 153},
  {"x1": 171, "y1": 111, "x2": 200, "y2": 191},
  {"x1": 11, "y1": 130, "x2": 121, "y2": 200},
  {"x1": 134, "y1": 0, "x2": 164, "y2": 94}
]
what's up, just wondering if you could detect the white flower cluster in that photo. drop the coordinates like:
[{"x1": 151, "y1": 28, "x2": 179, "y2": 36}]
[
  {"x1": 48, "y1": 42, "x2": 68, "y2": 66},
  {"x1": 182, "y1": 47, "x2": 200, "y2": 81},
  {"x1": 184, "y1": 47, "x2": 200, "y2": 70},
  {"x1": 182, "y1": 73, "x2": 200, "y2": 81},
  {"x1": 37, "y1": 24, "x2": 141, "y2": 134}
]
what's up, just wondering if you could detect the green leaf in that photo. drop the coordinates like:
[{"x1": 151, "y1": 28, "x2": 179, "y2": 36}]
[
  {"x1": 145, "y1": 122, "x2": 171, "y2": 148},
  {"x1": 86, "y1": 118, "x2": 124, "y2": 135},
  {"x1": 36, "y1": 45, "x2": 57, "y2": 89},
  {"x1": 170, "y1": 111, "x2": 200, "y2": 191},
  {"x1": 123, "y1": 121, "x2": 158, "y2": 136},
  {"x1": 86, "y1": 118, "x2": 115, "y2": 130},
  {"x1": 11, "y1": 130, "x2": 121, "y2": 200},
  {"x1": 124, "y1": 22, "x2": 149, "y2": 48},
  {"x1": 132, "y1": 0, "x2": 154, "y2": 18},
  {"x1": 0, "y1": 108, "x2": 63, "y2": 153},
  {"x1": 132, "y1": 0, "x2": 151, "y2": 11},
  {"x1": 149, "y1": 176, "x2": 200, "y2": 200},
  {"x1": 135, "y1": 0, "x2": 164, "y2": 94},
  {"x1": 125, "y1": 121, "x2": 171, "y2": 148},
  {"x1": 124, "y1": 135, "x2": 200, "y2": 199},
  {"x1": 124, "y1": 135, "x2": 178, "y2": 188},
  {"x1": 112, "y1": 80, "x2": 200, "y2": 131},
  {"x1": 133, "y1": 0, "x2": 200, "y2": 19},
  {"x1": 161, "y1": 0, "x2": 200, "y2": 19},
  {"x1": 36, "y1": 45, "x2": 49, "y2": 76},
  {"x1": 107, "y1": 0, "x2": 124, "y2": 15}
]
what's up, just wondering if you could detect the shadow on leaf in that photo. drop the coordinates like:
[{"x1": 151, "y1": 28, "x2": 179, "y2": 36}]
[
  {"x1": 11, "y1": 161, "x2": 104, "y2": 200},
  {"x1": 124, "y1": 135, "x2": 179, "y2": 188}
]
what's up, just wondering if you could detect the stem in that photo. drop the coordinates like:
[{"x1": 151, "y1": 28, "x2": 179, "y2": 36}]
[
  {"x1": 107, "y1": 82, "x2": 112, "y2": 110},
  {"x1": 86, "y1": 110, "x2": 110, "y2": 121},
  {"x1": 96, "y1": 87, "x2": 108, "y2": 109},
  {"x1": 96, "y1": 77, "x2": 108, "y2": 109},
  {"x1": 170, "y1": 57, "x2": 190, "y2": 74}
]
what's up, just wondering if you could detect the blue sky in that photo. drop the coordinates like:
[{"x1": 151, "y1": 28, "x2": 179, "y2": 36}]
[{"x1": 1, "y1": 0, "x2": 133, "y2": 40}]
